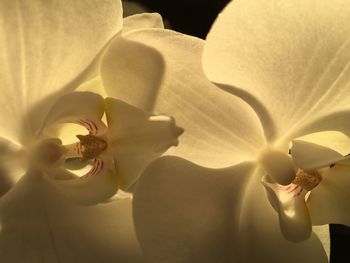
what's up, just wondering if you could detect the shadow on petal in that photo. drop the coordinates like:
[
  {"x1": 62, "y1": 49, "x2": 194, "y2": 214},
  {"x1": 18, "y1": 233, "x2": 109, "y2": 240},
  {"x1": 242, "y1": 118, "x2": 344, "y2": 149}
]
[
  {"x1": 0, "y1": 174, "x2": 143, "y2": 263},
  {"x1": 133, "y1": 156, "x2": 255, "y2": 263}
]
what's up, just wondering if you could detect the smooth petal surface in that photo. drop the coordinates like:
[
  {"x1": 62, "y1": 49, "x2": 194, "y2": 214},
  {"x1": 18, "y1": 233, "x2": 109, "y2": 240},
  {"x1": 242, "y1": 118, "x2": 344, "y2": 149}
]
[
  {"x1": 47, "y1": 157, "x2": 118, "y2": 205},
  {"x1": 0, "y1": 174, "x2": 143, "y2": 263},
  {"x1": 41, "y1": 92, "x2": 106, "y2": 141},
  {"x1": 133, "y1": 156, "x2": 255, "y2": 263},
  {"x1": 100, "y1": 36, "x2": 165, "y2": 112},
  {"x1": 236, "y1": 170, "x2": 328, "y2": 263},
  {"x1": 134, "y1": 157, "x2": 327, "y2": 263},
  {"x1": 261, "y1": 176, "x2": 311, "y2": 242},
  {"x1": 123, "y1": 13, "x2": 164, "y2": 34},
  {"x1": 203, "y1": 0, "x2": 350, "y2": 143},
  {"x1": 308, "y1": 164, "x2": 350, "y2": 226},
  {"x1": 291, "y1": 131, "x2": 350, "y2": 170},
  {"x1": 0, "y1": 0, "x2": 122, "y2": 143},
  {"x1": 125, "y1": 29, "x2": 265, "y2": 167},
  {"x1": 105, "y1": 98, "x2": 182, "y2": 190}
]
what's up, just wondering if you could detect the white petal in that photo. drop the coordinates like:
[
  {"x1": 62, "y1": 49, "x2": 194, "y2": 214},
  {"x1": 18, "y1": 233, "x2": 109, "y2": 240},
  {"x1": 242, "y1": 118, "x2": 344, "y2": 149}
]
[
  {"x1": 0, "y1": 0, "x2": 122, "y2": 143},
  {"x1": 125, "y1": 29, "x2": 265, "y2": 167},
  {"x1": 47, "y1": 157, "x2": 118, "y2": 205},
  {"x1": 100, "y1": 36, "x2": 165, "y2": 112},
  {"x1": 123, "y1": 13, "x2": 164, "y2": 34},
  {"x1": 261, "y1": 175, "x2": 312, "y2": 242},
  {"x1": 292, "y1": 131, "x2": 350, "y2": 170},
  {"x1": 133, "y1": 157, "x2": 327, "y2": 263},
  {"x1": 308, "y1": 164, "x2": 350, "y2": 226},
  {"x1": 203, "y1": 0, "x2": 350, "y2": 142},
  {"x1": 105, "y1": 98, "x2": 182, "y2": 190},
  {"x1": 0, "y1": 174, "x2": 143, "y2": 263},
  {"x1": 76, "y1": 77, "x2": 107, "y2": 98},
  {"x1": 133, "y1": 156, "x2": 256, "y2": 263}
]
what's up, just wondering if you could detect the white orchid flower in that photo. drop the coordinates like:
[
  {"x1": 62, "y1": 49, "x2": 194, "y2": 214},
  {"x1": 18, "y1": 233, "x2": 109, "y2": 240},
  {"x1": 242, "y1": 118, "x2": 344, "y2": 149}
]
[
  {"x1": 132, "y1": 0, "x2": 350, "y2": 262},
  {"x1": 0, "y1": 1, "x2": 185, "y2": 262}
]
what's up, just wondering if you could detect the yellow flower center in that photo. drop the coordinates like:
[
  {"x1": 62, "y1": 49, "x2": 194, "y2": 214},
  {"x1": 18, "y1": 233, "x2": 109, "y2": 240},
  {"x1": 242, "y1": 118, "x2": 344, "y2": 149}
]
[
  {"x1": 76, "y1": 134, "x2": 107, "y2": 161},
  {"x1": 292, "y1": 170, "x2": 322, "y2": 191}
]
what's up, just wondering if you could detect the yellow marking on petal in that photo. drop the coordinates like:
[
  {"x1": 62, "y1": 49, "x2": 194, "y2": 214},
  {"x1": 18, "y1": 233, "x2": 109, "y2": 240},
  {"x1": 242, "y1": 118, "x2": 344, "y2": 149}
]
[
  {"x1": 76, "y1": 134, "x2": 107, "y2": 161},
  {"x1": 292, "y1": 170, "x2": 322, "y2": 191}
]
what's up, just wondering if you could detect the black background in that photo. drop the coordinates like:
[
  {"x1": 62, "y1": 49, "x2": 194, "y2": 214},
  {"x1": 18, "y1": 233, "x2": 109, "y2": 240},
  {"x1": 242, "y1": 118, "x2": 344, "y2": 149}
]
[{"x1": 126, "y1": 1, "x2": 350, "y2": 262}]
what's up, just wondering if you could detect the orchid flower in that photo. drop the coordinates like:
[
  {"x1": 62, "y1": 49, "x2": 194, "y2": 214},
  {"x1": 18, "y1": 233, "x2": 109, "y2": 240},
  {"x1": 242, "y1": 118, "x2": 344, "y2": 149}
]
[
  {"x1": 132, "y1": 0, "x2": 350, "y2": 262},
  {"x1": 0, "y1": 1, "x2": 186, "y2": 262}
]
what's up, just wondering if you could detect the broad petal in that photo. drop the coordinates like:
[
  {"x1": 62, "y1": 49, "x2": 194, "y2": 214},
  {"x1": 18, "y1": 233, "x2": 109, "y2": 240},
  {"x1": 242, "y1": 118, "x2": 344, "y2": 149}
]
[
  {"x1": 100, "y1": 35, "x2": 165, "y2": 112},
  {"x1": 133, "y1": 156, "x2": 255, "y2": 263},
  {"x1": 0, "y1": 174, "x2": 143, "y2": 263},
  {"x1": 291, "y1": 131, "x2": 350, "y2": 170},
  {"x1": 261, "y1": 175, "x2": 312, "y2": 242},
  {"x1": 125, "y1": 29, "x2": 265, "y2": 167},
  {"x1": 203, "y1": 0, "x2": 350, "y2": 142},
  {"x1": 0, "y1": 0, "x2": 122, "y2": 143},
  {"x1": 236, "y1": 171, "x2": 328, "y2": 263},
  {"x1": 46, "y1": 157, "x2": 118, "y2": 205},
  {"x1": 308, "y1": 164, "x2": 350, "y2": 226},
  {"x1": 105, "y1": 98, "x2": 182, "y2": 190},
  {"x1": 133, "y1": 157, "x2": 327, "y2": 263},
  {"x1": 123, "y1": 13, "x2": 164, "y2": 34}
]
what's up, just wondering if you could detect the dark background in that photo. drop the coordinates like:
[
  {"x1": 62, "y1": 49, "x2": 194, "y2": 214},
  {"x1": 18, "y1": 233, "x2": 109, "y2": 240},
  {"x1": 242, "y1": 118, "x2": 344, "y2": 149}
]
[{"x1": 124, "y1": 0, "x2": 350, "y2": 262}]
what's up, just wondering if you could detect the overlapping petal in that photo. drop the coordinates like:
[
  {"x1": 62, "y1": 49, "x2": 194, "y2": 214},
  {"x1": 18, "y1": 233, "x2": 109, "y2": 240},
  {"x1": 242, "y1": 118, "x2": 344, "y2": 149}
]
[
  {"x1": 203, "y1": 0, "x2": 350, "y2": 143},
  {"x1": 105, "y1": 98, "x2": 182, "y2": 190},
  {"x1": 47, "y1": 157, "x2": 118, "y2": 205},
  {"x1": 40, "y1": 92, "x2": 105, "y2": 139},
  {"x1": 134, "y1": 156, "x2": 255, "y2": 263},
  {"x1": 134, "y1": 157, "x2": 327, "y2": 263},
  {"x1": 0, "y1": 174, "x2": 143, "y2": 263},
  {"x1": 123, "y1": 13, "x2": 164, "y2": 34},
  {"x1": 100, "y1": 36, "x2": 165, "y2": 112},
  {"x1": 0, "y1": 0, "x2": 122, "y2": 143},
  {"x1": 308, "y1": 164, "x2": 350, "y2": 226},
  {"x1": 291, "y1": 131, "x2": 350, "y2": 170},
  {"x1": 124, "y1": 29, "x2": 266, "y2": 167}
]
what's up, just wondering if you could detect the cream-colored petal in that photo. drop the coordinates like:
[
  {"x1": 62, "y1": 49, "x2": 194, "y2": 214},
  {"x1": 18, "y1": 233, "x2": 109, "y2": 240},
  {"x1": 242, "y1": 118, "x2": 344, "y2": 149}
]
[
  {"x1": 125, "y1": 29, "x2": 265, "y2": 167},
  {"x1": 133, "y1": 156, "x2": 255, "y2": 263},
  {"x1": 100, "y1": 35, "x2": 164, "y2": 112},
  {"x1": 291, "y1": 131, "x2": 350, "y2": 170},
  {"x1": 133, "y1": 157, "x2": 327, "y2": 263},
  {"x1": 105, "y1": 98, "x2": 182, "y2": 190},
  {"x1": 0, "y1": 174, "x2": 143, "y2": 263},
  {"x1": 308, "y1": 164, "x2": 350, "y2": 226},
  {"x1": 261, "y1": 175, "x2": 312, "y2": 242},
  {"x1": 0, "y1": 0, "x2": 122, "y2": 143},
  {"x1": 76, "y1": 77, "x2": 107, "y2": 98},
  {"x1": 123, "y1": 13, "x2": 164, "y2": 34},
  {"x1": 46, "y1": 157, "x2": 118, "y2": 205},
  {"x1": 203, "y1": 0, "x2": 350, "y2": 142}
]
